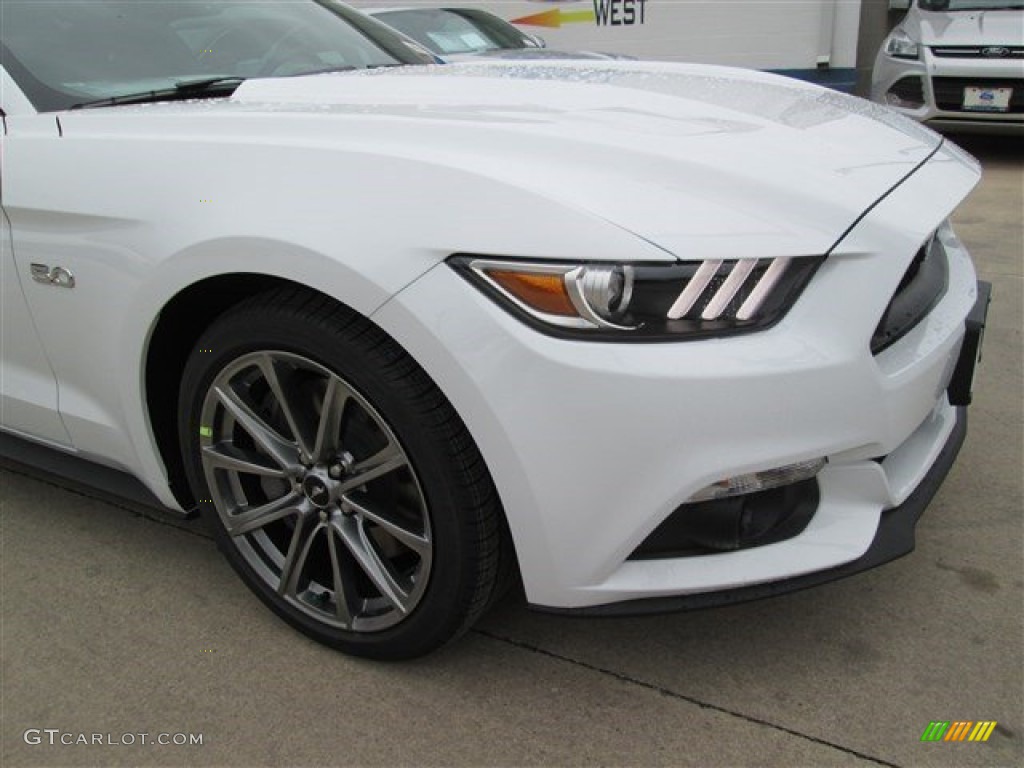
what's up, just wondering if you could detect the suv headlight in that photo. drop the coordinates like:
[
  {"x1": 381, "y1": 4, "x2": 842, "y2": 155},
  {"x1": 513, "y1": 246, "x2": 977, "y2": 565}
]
[
  {"x1": 450, "y1": 255, "x2": 823, "y2": 341},
  {"x1": 885, "y1": 29, "x2": 920, "y2": 60}
]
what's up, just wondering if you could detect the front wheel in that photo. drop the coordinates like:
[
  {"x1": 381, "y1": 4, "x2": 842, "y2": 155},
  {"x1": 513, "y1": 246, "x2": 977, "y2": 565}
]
[{"x1": 178, "y1": 289, "x2": 504, "y2": 659}]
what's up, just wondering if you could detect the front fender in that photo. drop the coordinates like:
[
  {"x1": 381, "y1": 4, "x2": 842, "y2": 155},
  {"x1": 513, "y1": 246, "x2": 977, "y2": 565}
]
[{"x1": 3, "y1": 112, "x2": 668, "y2": 502}]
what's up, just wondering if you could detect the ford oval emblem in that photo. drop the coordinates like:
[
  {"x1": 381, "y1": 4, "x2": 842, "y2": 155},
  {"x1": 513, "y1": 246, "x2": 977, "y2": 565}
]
[{"x1": 981, "y1": 47, "x2": 1010, "y2": 58}]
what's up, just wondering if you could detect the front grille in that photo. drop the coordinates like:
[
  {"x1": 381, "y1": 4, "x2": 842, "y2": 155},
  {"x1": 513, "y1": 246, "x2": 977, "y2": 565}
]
[
  {"x1": 933, "y1": 77, "x2": 1024, "y2": 113},
  {"x1": 931, "y1": 46, "x2": 1024, "y2": 59},
  {"x1": 871, "y1": 234, "x2": 948, "y2": 355}
]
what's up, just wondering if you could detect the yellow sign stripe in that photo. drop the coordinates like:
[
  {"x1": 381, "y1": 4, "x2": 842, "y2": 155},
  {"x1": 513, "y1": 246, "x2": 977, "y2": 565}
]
[
  {"x1": 980, "y1": 721, "x2": 997, "y2": 742},
  {"x1": 562, "y1": 10, "x2": 597, "y2": 24}
]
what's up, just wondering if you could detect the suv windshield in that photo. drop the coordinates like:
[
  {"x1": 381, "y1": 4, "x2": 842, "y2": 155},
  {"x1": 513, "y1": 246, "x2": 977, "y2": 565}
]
[
  {"x1": 0, "y1": 0, "x2": 431, "y2": 112},
  {"x1": 919, "y1": 1, "x2": 1024, "y2": 10}
]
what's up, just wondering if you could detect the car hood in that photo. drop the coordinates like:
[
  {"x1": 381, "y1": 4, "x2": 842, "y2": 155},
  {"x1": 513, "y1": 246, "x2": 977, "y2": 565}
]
[
  {"x1": 914, "y1": 9, "x2": 1024, "y2": 46},
  {"x1": 99, "y1": 61, "x2": 950, "y2": 261}
]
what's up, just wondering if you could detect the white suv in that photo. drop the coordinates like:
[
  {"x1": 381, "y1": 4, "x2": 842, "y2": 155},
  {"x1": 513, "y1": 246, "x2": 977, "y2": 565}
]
[{"x1": 873, "y1": 0, "x2": 1024, "y2": 133}]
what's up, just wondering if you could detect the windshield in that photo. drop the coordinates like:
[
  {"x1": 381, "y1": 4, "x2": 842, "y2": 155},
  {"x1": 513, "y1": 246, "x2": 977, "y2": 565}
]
[
  {"x1": 919, "y1": 1, "x2": 1024, "y2": 10},
  {"x1": 0, "y1": 0, "x2": 432, "y2": 112},
  {"x1": 370, "y1": 8, "x2": 532, "y2": 55}
]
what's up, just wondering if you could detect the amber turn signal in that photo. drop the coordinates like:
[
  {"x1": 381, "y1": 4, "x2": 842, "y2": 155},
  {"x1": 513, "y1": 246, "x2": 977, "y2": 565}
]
[{"x1": 485, "y1": 269, "x2": 578, "y2": 317}]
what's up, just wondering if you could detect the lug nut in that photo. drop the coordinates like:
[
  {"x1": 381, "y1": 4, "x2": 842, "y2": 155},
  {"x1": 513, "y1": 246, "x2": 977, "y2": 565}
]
[{"x1": 328, "y1": 463, "x2": 344, "y2": 480}]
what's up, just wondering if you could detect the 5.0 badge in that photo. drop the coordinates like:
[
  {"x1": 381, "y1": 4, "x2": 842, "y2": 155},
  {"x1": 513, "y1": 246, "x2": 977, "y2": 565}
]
[{"x1": 29, "y1": 263, "x2": 75, "y2": 289}]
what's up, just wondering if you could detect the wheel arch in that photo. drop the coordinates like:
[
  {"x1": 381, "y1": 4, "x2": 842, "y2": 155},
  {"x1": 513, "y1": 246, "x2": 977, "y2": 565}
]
[
  {"x1": 145, "y1": 267, "x2": 521, "y2": 597},
  {"x1": 145, "y1": 275, "x2": 516, "y2": 575},
  {"x1": 146, "y1": 273, "x2": 314, "y2": 511}
]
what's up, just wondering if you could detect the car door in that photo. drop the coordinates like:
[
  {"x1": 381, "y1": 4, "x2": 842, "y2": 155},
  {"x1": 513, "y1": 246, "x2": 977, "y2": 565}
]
[{"x1": 0, "y1": 111, "x2": 72, "y2": 446}]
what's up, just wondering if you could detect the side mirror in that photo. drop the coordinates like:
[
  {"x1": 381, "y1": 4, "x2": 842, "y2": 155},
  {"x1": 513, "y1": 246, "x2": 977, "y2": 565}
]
[{"x1": 889, "y1": 0, "x2": 912, "y2": 10}]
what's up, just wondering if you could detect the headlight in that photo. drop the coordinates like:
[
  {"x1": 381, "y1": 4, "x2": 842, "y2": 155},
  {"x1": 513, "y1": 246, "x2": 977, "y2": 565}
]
[
  {"x1": 884, "y1": 29, "x2": 920, "y2": 60},
  {"x1": 450, "y1": 255, "x2": 823, "y2": 341}
]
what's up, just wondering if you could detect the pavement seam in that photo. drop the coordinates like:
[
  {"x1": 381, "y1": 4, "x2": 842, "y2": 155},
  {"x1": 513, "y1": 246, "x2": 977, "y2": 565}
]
[{"x1": 474, "y1": 628, "x2": 902, "y2": 768}]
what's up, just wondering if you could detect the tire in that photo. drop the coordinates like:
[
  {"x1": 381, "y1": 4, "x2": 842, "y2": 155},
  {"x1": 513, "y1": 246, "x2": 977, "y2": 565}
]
[{"x1": 178, "y1": 287, "x2": 504, "y2": 660}]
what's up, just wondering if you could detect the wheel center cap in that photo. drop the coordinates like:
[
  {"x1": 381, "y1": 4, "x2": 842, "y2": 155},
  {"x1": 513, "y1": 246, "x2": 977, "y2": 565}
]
[{"x1": 302, "y1": 474, "x2": 333, "y2": 509}]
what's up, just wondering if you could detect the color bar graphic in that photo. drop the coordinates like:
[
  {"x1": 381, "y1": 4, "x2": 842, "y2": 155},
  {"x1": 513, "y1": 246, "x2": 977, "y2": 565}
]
[{"x1": 921, "y1": 720, "x2": 997, "y2": 743}]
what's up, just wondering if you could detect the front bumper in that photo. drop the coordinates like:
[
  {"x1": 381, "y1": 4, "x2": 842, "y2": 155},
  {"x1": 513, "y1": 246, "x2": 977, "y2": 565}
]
[
  {"x1": 540, "y1": 405, "x2": 968, "y2": 616},
  {"x1": 872, "y1": 49, "x2": 1024, "y2": 134},
  {"x1": 374, "y1": 144, "x2": 983, "y2": 610},
  {"x1": 543, "y1": 277, "x2": 990, "y2": 615}
]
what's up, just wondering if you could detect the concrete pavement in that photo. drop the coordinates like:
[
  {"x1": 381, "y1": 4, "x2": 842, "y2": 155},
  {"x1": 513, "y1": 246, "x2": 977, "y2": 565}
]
[{"x1": 2, "y1": 135, "x2": 1021, "y2": 767}]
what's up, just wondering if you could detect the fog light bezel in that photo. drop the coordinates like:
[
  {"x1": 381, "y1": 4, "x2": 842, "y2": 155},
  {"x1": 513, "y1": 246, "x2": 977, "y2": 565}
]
[
  {"x1": 687, "y1": 458, "x2": 827, "y2": 504},
  {"x1": 885, "y1": 76, "x2": 926, "y2": 110},
  {"x1": 629, "y1": 477, "x2": 821, "y2": 560}
]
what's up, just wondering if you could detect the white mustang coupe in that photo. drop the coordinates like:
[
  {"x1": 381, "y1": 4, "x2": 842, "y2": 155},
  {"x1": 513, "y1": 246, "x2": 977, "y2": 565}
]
[{"x1": 0, "y1": 0, "x2": 990, "y2": 659}]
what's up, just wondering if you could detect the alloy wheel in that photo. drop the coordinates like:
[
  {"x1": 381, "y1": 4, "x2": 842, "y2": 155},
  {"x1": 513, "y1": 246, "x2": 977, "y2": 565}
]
[{"x1": 198, "y1": 351, "x2": 432, "y2": 633}]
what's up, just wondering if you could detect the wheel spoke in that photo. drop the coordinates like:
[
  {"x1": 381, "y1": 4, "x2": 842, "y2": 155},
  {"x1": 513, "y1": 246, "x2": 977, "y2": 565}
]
[
  {"x1": 214, "y1": 384, "x2": 298, "y2": 470},
  {"x1": 333, "y1": 517, "x2": 411, "y2": 614},
  {"x1": 343, "y1": 496, "x2": 429, "y2": 556},
  {"x1": 202, "y1": 443, "x2": 287, "y2": 478},
  {"x1": 312, "y1": 377, "x2": 350, "y2": 463},
  {"x1": 277, "y1": 513, "x2": 320, "y2": 598},
  {"x1": 256, "y1": 354, "x2": 318, "y2": 460},
  {"x1": 337, "y1": 441, "x2": 407, "y2": 494},
  {"x1": 227, "y1": 493, "x2": 305, "y2": 536},
  {"x1": 326, "y1": 526, "x2": 353, "y2": 625}
]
